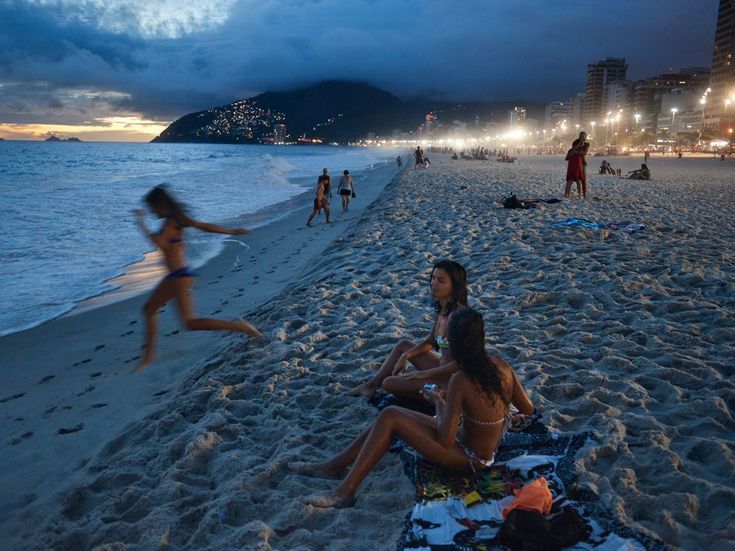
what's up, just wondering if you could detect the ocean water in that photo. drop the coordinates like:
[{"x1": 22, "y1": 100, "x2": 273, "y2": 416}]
[{"x1": 0, "y1": 141, "x2": 395, "y2": 336}]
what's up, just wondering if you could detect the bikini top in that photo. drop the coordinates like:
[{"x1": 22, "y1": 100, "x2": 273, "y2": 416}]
[
  {"x1": 434, "y1": 334, "x2": 450, "y2": 352},
  {"x1": 159, "y1": 220, "x2": 183, "y2": 244},
  {"x1": 461, "y1": 409, "x2": 512, "y2": 427}
]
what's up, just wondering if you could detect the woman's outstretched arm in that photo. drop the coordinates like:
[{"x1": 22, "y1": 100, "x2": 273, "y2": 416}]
[{"x1": 185, "y1": 217, "x2": 249, "y2": 235}]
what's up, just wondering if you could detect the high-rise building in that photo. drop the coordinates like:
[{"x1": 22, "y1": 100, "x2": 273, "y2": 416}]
[
  {"x1": 704, "y1": 0, "x2": 735, "y2": 136},
  {"x1": 544, "y1": 101, "x2": 569, "y2": 130},
  {"x1": 582, "y1": 57, "x2": 628, "y2": 124},
  {"x1": 509, "y1": 106, "x2": 526, "y2": 127},
  {"x1": 633, "y1": 68, "x2": 710, "y2": 135}
]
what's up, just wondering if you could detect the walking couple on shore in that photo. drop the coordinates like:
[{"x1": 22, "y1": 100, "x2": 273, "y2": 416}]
[{"x1": 306, "y1": 168, "x2": 356, "y2": 226}]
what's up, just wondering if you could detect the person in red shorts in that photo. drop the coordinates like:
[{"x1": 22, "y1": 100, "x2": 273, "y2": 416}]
[{"x1": 306, "y1": 172, "x2": 331, "y2": 226}]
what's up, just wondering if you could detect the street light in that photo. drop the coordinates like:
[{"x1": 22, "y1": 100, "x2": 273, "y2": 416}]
[
  {"x1": 670, "y1": 108, "x2": 678, "y2": 141},
  {"x1": 590, "y1": 121, "x2": 596, "y2": 139},
  {"x1": 634, "y1": 113, "x2": 641, "y2": 132}
]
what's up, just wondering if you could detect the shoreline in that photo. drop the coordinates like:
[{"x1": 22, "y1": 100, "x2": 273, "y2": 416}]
[
  {"x1": 0, "y1": 160, "x2": 402, "y2": 544},
  {"x1": 2, "y1": 161, "x2": 394, "y2": 333}
]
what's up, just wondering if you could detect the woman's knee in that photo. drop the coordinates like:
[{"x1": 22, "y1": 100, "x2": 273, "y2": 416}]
[
  {"x1": 395, "y1": 339, "x2": 414, "y2": 352},
  {"x1": 183, "y1": 318, "x2": 201, "y2": 331},
  {"x1": 376, "y1": 406, "x2": 403, "y2": 426},
  {"x1": 143, "y1": 301, "x2": 158, "y2": 317}
]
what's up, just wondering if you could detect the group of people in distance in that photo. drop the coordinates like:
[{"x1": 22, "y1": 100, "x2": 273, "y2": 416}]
[
  {"x1": 567, "y1": 131, "x2": 653, "y2": 197},
  {"x1": 306, "y1": 168, "x2": 357, "y2": 226},
  {"x1": 291, "y1": 259, "x2": 534, "y2": 508}
]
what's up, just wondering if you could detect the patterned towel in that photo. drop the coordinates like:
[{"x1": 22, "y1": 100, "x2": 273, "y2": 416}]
[{"x1": 369, "y1": 394, "x2": 664, "y2": 550}]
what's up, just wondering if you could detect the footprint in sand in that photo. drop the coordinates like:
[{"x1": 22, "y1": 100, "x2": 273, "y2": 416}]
[
  {"x1": 210, "y1": 309, "x2": 222, "y2": 315},
  {"x1": 90, "y1": 372, "x2": 102, "y2": 378},
  {"x1": 90, "y1": 403, "x2": 108, "y2": 409},
  {"x1": 120, "y1": 330, "x2": 134, "y2": 337},
  {"x1": 165, "y1": 330, "x2": 180, "y2": 337},
  {"x1": 10, "y1": 432, "x2": 34, "y2": 446},
  {"x1": 0, "y1": 393, "x2": 25, "y2": 403},
  {"x1": 76, "y1": 385, "x2": 95, "y2": 397},
  {"x1": 72, "y1": 358, "x2": 92, "y2": 367},
  {"x1": 128, "y1": 320, "x2": 138, "y2": 326},
  {"x1": 43, "y1": 406, "x2": 57, "y2": 418},
  {"x1": 123, "y1": 356, "x2": 140, "y2": 365},
  {"x1": 39, "y1": 375, "x2": 55, "y2": 384},
  {"x1": 57, "y1": 424, "x2": 84, "y2": 435},
  {"x1": 152, "y1": 389, "x2": 169, "y2": 397},
  {"x1": 94, "y1": 344, "x2": 105, "y2": 351}
]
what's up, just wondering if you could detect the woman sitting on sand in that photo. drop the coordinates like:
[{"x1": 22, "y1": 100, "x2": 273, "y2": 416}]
[
  {"x1": 133, "y1": 185, "x2": 262, "y2": 371},
  {"x1": 290, "y1": 307, "x2": 535, "y2": 508},
  {"x1": 348, "y1": 259, "x2": 467, "y2": 399}
]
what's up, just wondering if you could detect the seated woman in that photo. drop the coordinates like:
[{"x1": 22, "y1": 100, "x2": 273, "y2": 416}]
[
  {"x1": 624, "y1": 163, "x2": 651, "y2": 180},
  {"x1": 290, "y1": 307, "x2": 534, "y2": 507},
  {"x1": 348, "y1": 260, "x2": 467, "y2": 399}
]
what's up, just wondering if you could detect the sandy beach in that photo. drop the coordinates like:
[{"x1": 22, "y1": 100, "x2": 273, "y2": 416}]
[{"x1": 2, "y1": 153, "x2": 734, "y2": 550}]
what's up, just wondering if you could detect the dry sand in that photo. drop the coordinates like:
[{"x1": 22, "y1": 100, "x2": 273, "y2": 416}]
[{"x1": 1, "y1": 154, "x2": 733, "y2": 550}]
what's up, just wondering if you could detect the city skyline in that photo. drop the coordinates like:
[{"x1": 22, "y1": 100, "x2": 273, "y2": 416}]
[{"x1": 0, "y1": 0, "x2": 720, "y2": 141}]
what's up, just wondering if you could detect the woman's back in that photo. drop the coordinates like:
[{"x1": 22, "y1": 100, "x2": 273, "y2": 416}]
[{"x1": 456, "y1": 356, "x2": 531, "y2": 459}]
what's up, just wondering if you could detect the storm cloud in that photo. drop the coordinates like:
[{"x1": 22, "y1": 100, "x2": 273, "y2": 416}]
[{"x1": 0, "y1": 0, "x2": 719, "y2": 127}]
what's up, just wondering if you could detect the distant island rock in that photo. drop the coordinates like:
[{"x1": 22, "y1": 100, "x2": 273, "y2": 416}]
[
  {"x1": 152, "y1": 80, "x2": 543, "y2": 145},
  {"x1": 44, "y1": 136, "x2": 82, "y2": 142}
]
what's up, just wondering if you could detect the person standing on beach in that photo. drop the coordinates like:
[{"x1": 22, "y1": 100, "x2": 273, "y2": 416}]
[
  {"x1": 306, "y1": 173, "x2": 331, "y2": 226},
  {"x1": 133, "y1": 185, "x2": 262, "y2": 372},
  {"x1": 414, "y1": 146, "x2": 424, "y2": 168},
  {"x1": 348, "y1": 259, "x2": 467, "y2": 399},
  {"x1": 336, "y1": 170, "x2": 356, "y2": 212},
  {"x1": 397, "y1": 155, "x2": 403, "y2": 167},
  {"x1": 564, "y1": 132, "x2": 587, "y2": 198},
  {"x1": 579, "y1": 140, "x2": 590, "y2": 198},
  {"x1": 317, "y1": 168, "x2": 332, "y2": 199},
  {"x1": 290, "y1": 307, "x2": 535, "y2": 508}
]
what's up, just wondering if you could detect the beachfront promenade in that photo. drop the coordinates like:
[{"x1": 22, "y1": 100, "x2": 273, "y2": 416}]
[{"x1": 2, "y1": 155, "x2": 733, "y2": 549}]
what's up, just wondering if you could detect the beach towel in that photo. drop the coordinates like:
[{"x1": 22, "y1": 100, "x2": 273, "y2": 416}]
[
  {"x1": 554, "y1": 218, "x2": 645, "y2": 234},
  {"x1": 393, "y1": 420, "x2": 661, "y2": 550},
  {"x1": 496, "y1": 195, "x2": 562, "y2": 209},
  {"x1": 365, "y1": 390, "x2": 661, "y2": 551}
]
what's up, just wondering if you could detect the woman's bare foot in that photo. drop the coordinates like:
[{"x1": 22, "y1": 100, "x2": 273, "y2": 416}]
[
  {"x1": 347, "y1": 381, "x2": 376, "y2": 398},
  {"x1": 287, "y1": 461, "x2": 344, "y2": 479},
  {"x1": 306, "y1": 491, "x2": 356, "y2": 508},
  {"x1": 237, "y1": 319, "x2": 264, "y2": 338},
  {"x1": 133, "y1": 353, "x2": 154, "y2": 373}
]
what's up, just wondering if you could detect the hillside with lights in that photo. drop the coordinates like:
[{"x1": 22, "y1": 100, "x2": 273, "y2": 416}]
[{"x1": 152, "y1": 81, "x2": 544, "y2": 144}]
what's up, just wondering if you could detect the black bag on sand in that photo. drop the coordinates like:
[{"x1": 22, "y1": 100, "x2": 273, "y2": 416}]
[{"x1": 497, "y1": 508, "x2": 589, "y2": 550}]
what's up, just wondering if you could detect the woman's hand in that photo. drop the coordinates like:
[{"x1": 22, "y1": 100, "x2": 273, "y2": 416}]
[
  {"x1": 391, "y1": 353, "x2": 408, "y2": 375},
  {"x1": 420, "y1": 384, "x2": 446, "y2": 404},
  {"x1": 400, "y1": 369, "x2": 431, "y2": 380}
]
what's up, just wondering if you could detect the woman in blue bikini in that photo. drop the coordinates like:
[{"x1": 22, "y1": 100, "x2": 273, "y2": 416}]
[
  {"x1": 290, "y1": 307, "x2": 534, "y2": 507},
  {"x1": 348, "y1": 259, "x2": 467, "y2": 399},
  {"x1": 133, "y1": 185, "x2": 262, "y2": 372}
]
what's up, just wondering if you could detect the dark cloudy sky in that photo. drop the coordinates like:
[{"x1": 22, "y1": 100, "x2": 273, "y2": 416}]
[{"x1": 0, "y1": 0, "x2": 718, "y2": 141}]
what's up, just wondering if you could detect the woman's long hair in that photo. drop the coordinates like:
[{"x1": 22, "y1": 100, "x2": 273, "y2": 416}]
[
  {"x1": 430, "y1": 259, "x2": 468, "y2": 314},
  {"x1": 145, "y1": 184, "x2": 188, "y2": 225},
  {"x1": 448, "y1": 307, "x2": 508, "y2": 406}
]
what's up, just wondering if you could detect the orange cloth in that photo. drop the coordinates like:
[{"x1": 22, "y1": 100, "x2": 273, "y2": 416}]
[{"x1": 501, "y1": 477, "x2": 553, "y2": 518}]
